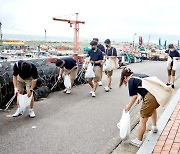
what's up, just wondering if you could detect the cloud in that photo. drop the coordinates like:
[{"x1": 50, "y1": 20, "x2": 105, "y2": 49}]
[{"x1": 1, "y1": 0, "x2": 180, "y2": 42}]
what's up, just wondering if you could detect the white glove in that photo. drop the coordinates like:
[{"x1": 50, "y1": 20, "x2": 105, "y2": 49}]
[
  {"x1": 58, "y1": 76, "x2": 62, "y2": 80},
  {"x1": 82, "y1": 63, "x2": 87, "y2": 69},
  {"x1": 137, "y1": 95, "x2": 142, "y2": 104},
  {"x1": 14, "y1": 87, "x2": 18, "y2": 95}
]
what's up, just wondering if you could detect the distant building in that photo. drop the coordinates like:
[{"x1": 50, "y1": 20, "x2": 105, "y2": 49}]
[{"x1": 2, "y1": 40, "x2": 24, "y2": 50}]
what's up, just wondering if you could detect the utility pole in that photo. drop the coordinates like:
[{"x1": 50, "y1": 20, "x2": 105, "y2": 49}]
[
  {"x1": 44, "y1": 29, "x2": 47, "y2": 43},
  {"x1": 147, "y1": 34, "x2": 151, "y2": 49},
  {"x1": 133, "y1": 33, "x2": 137, "y2": 48},
  {"x1": 0, "y1": 22, "x2": 2, "y2": 41}
]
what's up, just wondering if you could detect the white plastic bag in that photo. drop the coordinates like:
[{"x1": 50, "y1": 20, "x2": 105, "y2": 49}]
[
  {"x1": 18, "y1": 93, "x2": 33, "y2": 113},
  {"x1": 103, "y1": 58, "x2": 113, "y2": 71},
  {"x1": 121, "y1": 56, "x2": 125, "y2": 63},
  {"x1": 117, "y1": 109, "x2": 130, "y2": 141},
  {"x1": 167, "y1": 56, "x2": 172, "y2": 70},
  {"x1": 172, "y1": 57, "x2": 177, "y2": 70},
  {"x1": 64, "y1": 75, "x2": 71, "y2": 89},
  {"x1": 85, "y1": 63, "x2": 95, "y2": 78}
]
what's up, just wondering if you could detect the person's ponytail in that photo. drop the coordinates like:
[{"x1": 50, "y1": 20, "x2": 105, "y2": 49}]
[{"x1": 119, "y1": 67, "x2": 133, "y2": 87}]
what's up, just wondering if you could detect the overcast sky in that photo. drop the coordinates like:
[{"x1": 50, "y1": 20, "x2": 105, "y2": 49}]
[{"x1": 1, "y1": 0, "x2": 180, "y2": 42}]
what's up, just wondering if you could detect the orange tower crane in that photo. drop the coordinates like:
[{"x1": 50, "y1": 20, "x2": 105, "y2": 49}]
[{"x1": 53, "y1": 13, "x2": 85, "y2": 51}]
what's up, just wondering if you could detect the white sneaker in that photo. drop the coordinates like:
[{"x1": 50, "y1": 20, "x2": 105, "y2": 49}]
[
  {"x1": 66, "y1": 89, "x2": 71, "y2": 94},
  {"x1": 90, "y1": 90, "x2": 93, "y2": 94},
  {"x1": 63, "y1": 88, "x2": 67, "y2": 93},
  {"x1": 13, "y1": 108, "x2": 23, "y2": 117},
  {"x1": 29, "y1": 109, "x2": 35, "y2": 118},
  {"x1": 104, "y1": 86, "x2": 110, "y2": 92},
  {"x1": 92, "y1": 91, "x2": 96, "y2": 97},
  {"x1": 98, "y1": 81, "x2": 103, "y2": 86},
  {"x1": 130, "y1": 138, "x2": 143, "y2": 148},
  {"x1": 152, "y1": 126, "x2": 158, "y2": 133}
]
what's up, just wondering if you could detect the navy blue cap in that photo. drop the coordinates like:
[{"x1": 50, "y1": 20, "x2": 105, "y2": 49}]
[
  {"x1": 90, "y1": 40, "x2": 98, "y2": 46},
  {"x1": 104, "y1": 39, "x2": 111, "y2": 44},
  {"x1": 93, "y1": 38, "x2": 99, "y2": 42}
]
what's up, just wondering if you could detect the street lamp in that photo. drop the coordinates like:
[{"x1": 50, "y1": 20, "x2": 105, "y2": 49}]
[
  {"x1": 44, "y1": 29, "x2": 47, "y2": 43},
  {"x1": 0, "y1": 22, "x2": 2, "y2": 41},
  {"x1": 133, "y1": 33, "x2": 137, "y2": 48}
]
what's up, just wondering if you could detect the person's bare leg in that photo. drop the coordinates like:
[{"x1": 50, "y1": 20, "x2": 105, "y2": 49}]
[
  {"x1": 71, "y1": 79, "x2": 74, "y2": 88},
  {"x1": 107, "y1": 76, "x2": 112, "y2": 87},
  {"x1": 88, "y1": 80, "x2": 93, "y2": 89},
  {"x1": 100, "y1": 69, "x2": 103, "y2": 81},
  {"x1": 172, "y1": 76, "x2": 175, "y2": 84},
  {"x1": 151, "y1": 110, "x2": 157, "y2": 126},
  {"x1": 168, "y1": 75, "x2": 171, "y2": 84},
  {"x1": 29, "y1": 96, "x2": 34, "y2": 109},
  {"x1": 138, "y1": 117, "x2": 148, "y2": 141},
  {"x1": 93, "y1": 81, "x2": 98, "y2": 92}
]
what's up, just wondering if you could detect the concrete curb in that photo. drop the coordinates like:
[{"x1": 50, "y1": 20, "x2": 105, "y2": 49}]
[{"x1": 137, "y1": 88, "x2": 180, "y2": 154}]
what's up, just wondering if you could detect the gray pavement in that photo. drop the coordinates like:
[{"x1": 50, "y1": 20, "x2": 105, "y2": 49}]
[{"x1": 0, "y1": 61, "x2": 180, "y2": 154}]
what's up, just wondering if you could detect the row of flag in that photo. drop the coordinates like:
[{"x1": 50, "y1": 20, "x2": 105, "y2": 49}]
[{"x1": 138, "y1": 36, "x2": 180, "y2": 49}]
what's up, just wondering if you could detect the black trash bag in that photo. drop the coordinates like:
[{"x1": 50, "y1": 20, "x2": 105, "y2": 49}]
[{"x1": 34, "y1": 86, "x2": 50, "y2": 101}]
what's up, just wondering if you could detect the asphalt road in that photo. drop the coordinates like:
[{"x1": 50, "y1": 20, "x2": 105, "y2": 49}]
[{"x1": 0, "y1": 61, "x2": 179, "y2": 154}]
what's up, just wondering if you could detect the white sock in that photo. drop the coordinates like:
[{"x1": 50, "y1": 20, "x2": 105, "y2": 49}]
[{"x1": 152, "y1": 125, "x2": 157, "y2": 129}]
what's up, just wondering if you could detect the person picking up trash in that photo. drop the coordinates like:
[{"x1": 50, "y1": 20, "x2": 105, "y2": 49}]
[
  {"x1": 104, "y1": 39, "x2": 118, "y2": 92},
  {"x1": 13, "y1": 60, "x2": 38, "y2": 118},
  {"x1": 119, "y1": 67, "x2": 160, "y2": 148},
  {"x1": 84, "y1": 40, "x2": 103, "y2": 97},
  {"x1": 55, "y1": 57, "x2": 77, "y2": 94},
  {"x1": 165, "y1": 44, "x2": 180, "y2": 89}
]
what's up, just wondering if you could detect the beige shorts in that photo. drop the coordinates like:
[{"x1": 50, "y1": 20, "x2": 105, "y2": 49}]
[
  {"x1": 88, "y1": 66, "x2": 101, "y2": 82},
  {"x1": 140, "y1": 92, "x2": 160, "y2": 118},
  {"x1": 17, "y1": 75, "x2": 32, "y2": 92},
  {"x1": 105, "y1": 70, "x2": 113, "y2": 76},
  {"x1": 65, "y1": 69, "x2": 78, "y2": 81}
]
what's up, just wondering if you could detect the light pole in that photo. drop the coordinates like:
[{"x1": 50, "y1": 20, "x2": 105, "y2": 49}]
[
  {"x1": 0, "y1": 22, "x2": 2, "y2": 41},
  {"x1": 44, "y1": 29, "x2": 47, "y2": 43},
  {"x1": 133, "y1": 33, "x2": 137, "y2": 48},
  {"x1": 147, "y1": 34, "x2": 151, "y2": 49}
]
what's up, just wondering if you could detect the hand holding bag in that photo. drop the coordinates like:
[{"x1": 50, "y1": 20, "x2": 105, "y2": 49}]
[
  {"x1": 117, "y1": 109, "x2": 130, "y2": 141},
  {"x1": 103, "y1": 58, "x2": 113, "y2": 71},
  {"x1": 167, "y1": 56, "x2": 172, "y2": 70},
  {"x1": 172, "y1": 57, "x2": 177, "y2": 71},
  {"x1": 18, "y1": 93, "x2": 33, "y2": 113},
  {"x1": 64, "y1": 75, "x2": 71, "y2": 89},
  {"x1": 85, "y1": 63, "x2": 95, "y2": 78}
]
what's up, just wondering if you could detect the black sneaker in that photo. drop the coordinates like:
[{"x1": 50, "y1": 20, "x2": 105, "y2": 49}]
[
  {"x1": 166, "y1": 83, "x2": 171, "y2": 86},
  {"x1": 171, "y1": 84, "x2": 175, "y2": 89}
]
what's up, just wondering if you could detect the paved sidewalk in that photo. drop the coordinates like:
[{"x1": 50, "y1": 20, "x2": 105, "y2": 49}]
[{"x1": 152, "y1": 102, "x2": 180, "y2": 154}]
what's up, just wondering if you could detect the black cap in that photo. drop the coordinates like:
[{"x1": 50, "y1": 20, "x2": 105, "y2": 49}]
[
  {"x1": 55, "y1": 59, "x2": 63, "y2": 67},
  {"x1": 104, "y1": 39, "x2": 111, "y2": 44},
  {"x1": 93, "y1": 38, "x2": 99, "y2": 42},
  {"x1": 90, "y1": 40, "x2": 98, "y2": 46},
  {"x1": 169, "y1": 44, "x2": 174, "y2": 49}
]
